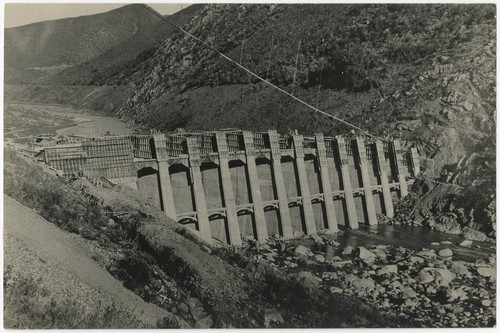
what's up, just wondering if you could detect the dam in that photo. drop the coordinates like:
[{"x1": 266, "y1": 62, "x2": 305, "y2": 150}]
[{"x1": 29, "y1": 129, "x2": 420, "y2": 245}]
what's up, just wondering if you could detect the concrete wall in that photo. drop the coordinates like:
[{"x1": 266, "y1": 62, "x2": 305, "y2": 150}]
[{"x1": 42, "y1": 131, "x2": 418, "y2": 246}]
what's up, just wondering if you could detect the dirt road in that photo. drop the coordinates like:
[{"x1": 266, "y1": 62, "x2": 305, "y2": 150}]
[{"x1": 3, "y1": 195, "x2": 169, "y2": 327}]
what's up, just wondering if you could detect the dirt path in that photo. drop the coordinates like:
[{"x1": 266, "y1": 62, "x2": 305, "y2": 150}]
[{"x1": 3, "y1": 195, "x2": 169, "y2": 327}]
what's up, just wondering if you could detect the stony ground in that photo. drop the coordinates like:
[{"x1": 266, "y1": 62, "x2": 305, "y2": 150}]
[{"x1": 237, "y1": 233, "x2": 496, "y2": 328}]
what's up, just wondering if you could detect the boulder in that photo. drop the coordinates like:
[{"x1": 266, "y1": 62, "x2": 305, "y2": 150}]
[
  {"x1": 296, "y1": 271, "x2": 319, "y2": 289},
  {"x1": 438, "y1": 248, "x2": 453, "y2": 258},
  {"x1": 417, "y1": 269, "x2": 435, "y2": 284},
  {"x1": 404, "y1": 299, "x2": 419, "y2": 307},
  {"x1": 402, "y1": 288, "x2": 418, "y2": 299},
  {"x1": 356, "y1": 247, "x2": 376, "y2": 261},
  {"x1": 476, "y1": 267, "x2": 495, "y2": 278},
  {"x1": 450, "y1": 261, "x2": 470, "y2": 276},
  {"x1": 482, "y1": 299, "x2": 492, "y2": 307},
  {"x1": 313, "y1": 254, "x2": 325, "y2": 263},
  {"x1": 462, "y1": 227, "x2": 488, "y2": 241},
  {"x1": 262, "y1": 308, "x2": 284, "y2": 328},
  {"x1": 377, "y1": 265, "x2": 398, "y2": 276},
  {"x1": 416, "y1": 249, "x2": 436, "y2": 258},
  {"x1": 434, "y1": 268, "x2": 456, "y2": 286},
  {"x1": 410, "y1": 256, "x2": 425, "y2": 264},
  {"x1": 310, "y1": 234, "x2": 324, "y2": 244},
  {"x1": 447, "y1": 287, "x2": 467, "y2": 302},
  {"x1": 331, "y1": 260, "x2": 352, "y2": 268},
  {"x1": 372, "y1": 248, "x2": 387, "y2": 259},
  {"x1": 459, "y1": 240, "x2": 473, "y2": 248},
  {"x1": 351, "y1": 277, "x2": 376, "y2": 291},
  {"x1": 342, "y1": 246, "x2": 353, "y2": 255},
  {"x1": 294, "y1": 245, "x2": 311, "y2": 256},
  {"x1": 324, "y1": 244, "x2": 335, "y2": 262},
  {"x1": 330, "y1": 286, "x2": 343, "y2": 294}
]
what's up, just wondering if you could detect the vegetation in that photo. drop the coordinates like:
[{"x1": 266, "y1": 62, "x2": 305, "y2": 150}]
[{"x1": 4, "y1": 265, "x2": 142, "y2": 329}]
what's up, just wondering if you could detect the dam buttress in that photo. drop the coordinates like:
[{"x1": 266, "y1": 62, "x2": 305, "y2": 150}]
[{"x1": 28, "y1": 130, "x2": 420, "y2": 245}]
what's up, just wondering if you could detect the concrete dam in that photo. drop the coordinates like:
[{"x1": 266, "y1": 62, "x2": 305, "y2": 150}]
[{"x1": 32, "y1": 129, "x2": 420, "y2": 245}]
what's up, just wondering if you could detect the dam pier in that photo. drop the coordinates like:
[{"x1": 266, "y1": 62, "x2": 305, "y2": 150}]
[{"x1": 29, "y1": 129, "x2": 420, "y2": 245}]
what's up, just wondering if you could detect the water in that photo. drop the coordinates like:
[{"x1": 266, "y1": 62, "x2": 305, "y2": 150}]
[
  {"x1": 56, "y1": 112, "x2": 132, "y2": 137},
  {"x1": 338, "y1": 224, "x2": 495, "y2": 262}
]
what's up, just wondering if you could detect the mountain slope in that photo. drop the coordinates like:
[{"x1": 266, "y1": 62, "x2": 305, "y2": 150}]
[
  {"x1": 45, "y1": 4, "x2": 204, "y2": 86},
  {"x1": 4, "y1": 4, "x2": 164, "y2": 84},
  {"x1": 113, "y1": 5, "x2": 494, "y2": 149}
]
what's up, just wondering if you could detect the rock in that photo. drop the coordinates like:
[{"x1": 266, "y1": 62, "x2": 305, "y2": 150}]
[
  {"x1": 263, "y1": 253, "x2": 276, "y2": 262},
  {"x1": 262, "y1": 308, "x2": 284, "y2": 328},
  {"x1": 476, "y1": 267, "x2": 495, "y2": 278},
  {"x1": 402, "y1": 288, "x2": 418, "y2": 299},
  {"x1": 438, "y1": 248, "x2": 453, "y2": 258},
  {"x1": 430, "y1": 242, "x2": 440, "y2": 246},
  {"x1": 434, "y1": 268, "x2": 455, "y2": 286},
  {"x1": 441, "y1": 241, "x2": 453, "y2": 245},
  {"x1": 410, "y1": 256, "x2": 425, "y2": 264},
  {"x1": 330, "y1": 286, "x2": 343, "y2": 294},
  {"x1": 296, "y1": 271, "x2": 319, "y2": 289},
  {"x1": 356, "y1": 247, "x2": 376, "y2": 261},
  {"x1": 462, "y1": 227, "x2": 488, "y2": 241},
  {"x1": 417, "y1": 269, "x2": 435, "y2": 284},
  {"x1": 389, "y1": 280, "x2": 402, "y2": 290},
  {"x1": 482, "y1": 299, "x2": 492, "y2": 307},
  {"x1": 310, "y1": 234, "x2": 324, "y2": 244},
  {"x1": 194, "y1": 315, "x2": 213, "y2": 328},
  {"x1": 342, "y1": 246, "x2": 353, "y2": 255},
  {"x1": 294, "y1": 245, "x2": 311, "y2": 256},
  {"x1": 313, "y1": 254, "x2": 325, "y2": 263},
  {"x1": 372, "y1": 248, "x2": 387, "y2": 259},
  {"x1": 377, "y1": 265, "x2": 398, "y2": 276},
  {"x1": 351, "y1": 277, "x2": 376, "y2": 291},
  {"x1": 450, "y1": 262, "x2": 469, "y2": 276},
  {"x1": 404, "y1": 299, "x2": 418, "y2": 307},
  {"x1": 447, "y1": 287, "x2": 467, "y2": 302},
  {"x1": 293, "y1": 231, "x2": 305, "y2": 238},
  {"x1": 416, "y1": 249, "x2": 436, "y2": 258},
  {"x1": 463, "y1": 101, "x2": 474, "y2": 111},
  {"x1": 324, "y1": 244, "x2": 335, "y2": 262},
  {"x1": 331, "y1": 260, "x2": 352, "y2": 268},
  {"x1": 459, "y1": 240, "x2": 473, "y2": 248}
]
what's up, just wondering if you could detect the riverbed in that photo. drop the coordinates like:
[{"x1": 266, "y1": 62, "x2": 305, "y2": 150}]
[{"x1": 339, "y1": 224, "x2": 495, "y2": 262}]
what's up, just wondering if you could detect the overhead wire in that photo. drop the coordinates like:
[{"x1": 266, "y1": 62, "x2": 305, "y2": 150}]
[{"x1": 138, "y1": 4, "x2": 387, "y2": 142}]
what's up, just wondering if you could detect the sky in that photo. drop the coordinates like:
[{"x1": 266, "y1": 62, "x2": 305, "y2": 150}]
[{"x1": 4, "y1": 3, "x2": 189, "y2": 28}]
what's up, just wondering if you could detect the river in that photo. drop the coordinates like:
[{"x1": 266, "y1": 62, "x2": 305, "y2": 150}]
[
  {"x1": 339, "y1": 224, "x2": 495, "y2": 262},
  {"x1": 56, "y1": 112, "x2": 132, "y2": 137}
]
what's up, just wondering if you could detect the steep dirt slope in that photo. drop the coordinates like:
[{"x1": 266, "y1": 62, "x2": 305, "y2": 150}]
[{"x1": 3, "y1": 195, "x2": 171, "y2": 328}]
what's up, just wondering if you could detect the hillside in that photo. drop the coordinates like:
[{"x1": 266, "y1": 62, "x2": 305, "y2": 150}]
[
  {"x1": 44, "y1": 4, "x2": 204, "y2": 86},
  {"x1": 4, "y1": 4, "x2": 164, "y2": 82}
]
